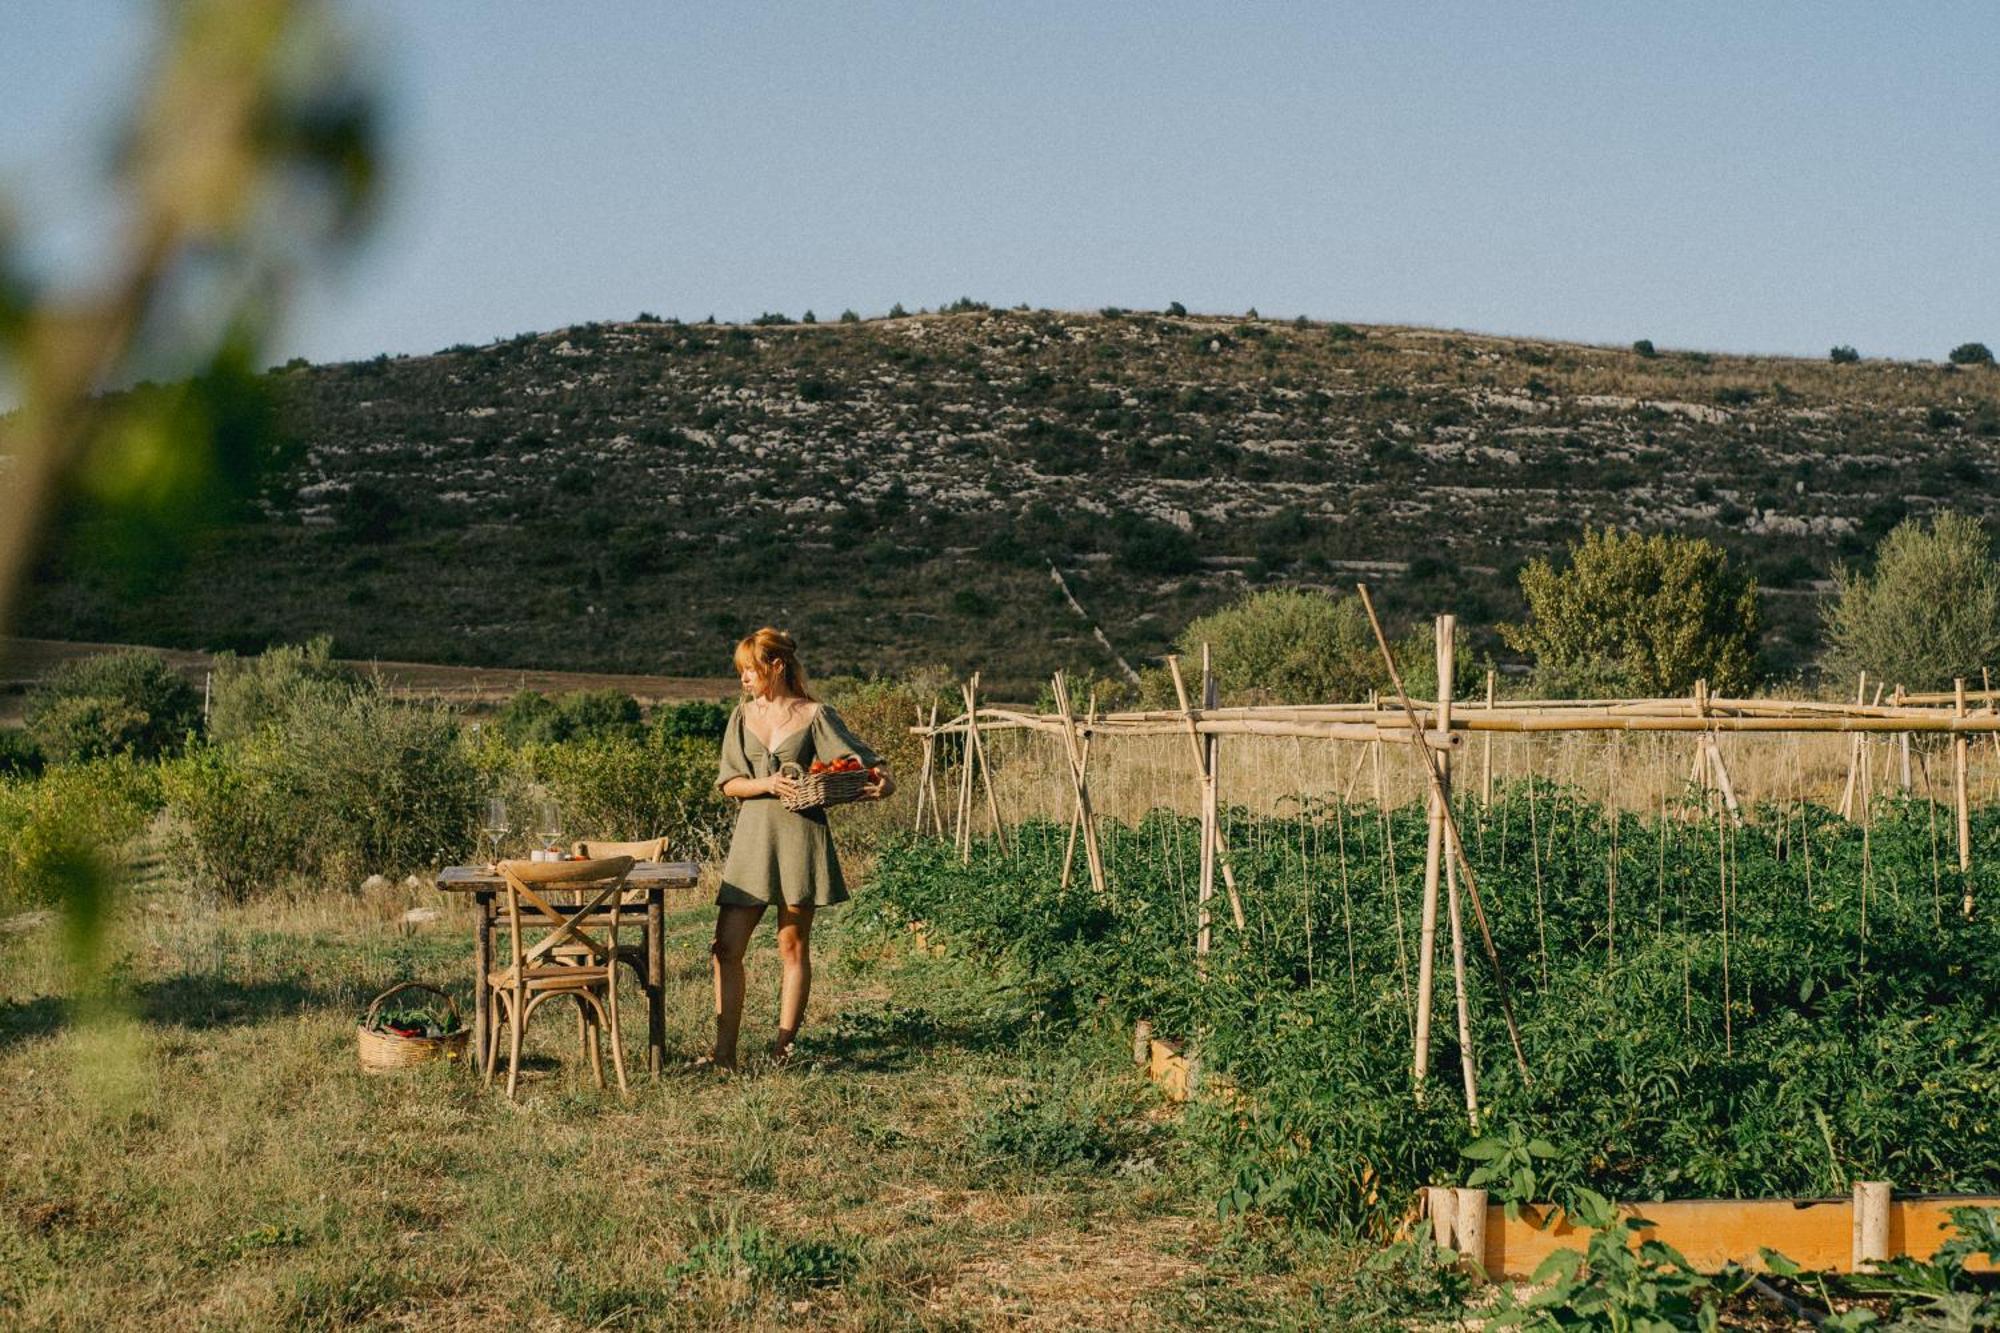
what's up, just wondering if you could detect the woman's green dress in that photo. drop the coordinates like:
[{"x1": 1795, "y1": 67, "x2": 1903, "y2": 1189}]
[{"x1": 715, "y1": 702, "x2": 882, "y2": 908}]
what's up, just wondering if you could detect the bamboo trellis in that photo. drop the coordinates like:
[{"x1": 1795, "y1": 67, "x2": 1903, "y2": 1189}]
[{"x1": 907, "y1": 603, "x2": 1994, "y2": 1122}]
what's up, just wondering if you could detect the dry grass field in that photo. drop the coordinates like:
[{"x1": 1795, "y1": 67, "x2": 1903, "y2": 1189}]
[{"x1": 0, "y1": 856, "x2": 1369, "y2": 1331}]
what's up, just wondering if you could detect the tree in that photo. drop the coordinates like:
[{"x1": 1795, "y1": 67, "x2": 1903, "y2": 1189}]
[
  {"x1": 25, "y1": 649, "x2": 201, "y2": 762},
  {"x1": 1632, "y1": 339, "x2": 1658, "y2": 358},
  {"x1": 1829, "y1": 345, "x2": 1860, "y2": 364},
  {"x1": 1948, "y1": 342, "x2": 1994, "y2": 366},
  {"x1": 1821, "y1": 512, "x2": 2000, "y2": 692},
  {"x1": 208, "y1": 637, "x2": 354, "y2": 744},
  {"x1": 1501, "y1": 528, "x2": 1760, "y2": 696}
]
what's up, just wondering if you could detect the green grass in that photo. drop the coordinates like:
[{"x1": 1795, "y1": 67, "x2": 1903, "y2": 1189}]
[{"x1": 0, "y1": 873, "x2": 1375, "y2": 1330}]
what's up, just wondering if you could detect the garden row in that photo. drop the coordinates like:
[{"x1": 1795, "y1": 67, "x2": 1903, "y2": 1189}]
[{"x1": 865, "y1": 791, "x2": 2000, "y2": 1234}]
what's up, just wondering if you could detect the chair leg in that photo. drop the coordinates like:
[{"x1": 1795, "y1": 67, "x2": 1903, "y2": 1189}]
[
  {"x1": 578, "y1": 993, "x2": 605, "y2": 1089},
  {"x1": 483, "y1": 990, "x2": 504, "y2": 1086},
  {"x1": 604, "y1": 985, "x2": 629, "y2": 1095},
  {"x1": 506, "y1": 987, "x2": 526, "y2": 1100}
]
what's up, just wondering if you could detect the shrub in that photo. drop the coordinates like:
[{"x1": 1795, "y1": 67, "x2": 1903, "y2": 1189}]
[
  {"x1": 0, "y1": 759, "x2": 162, "y2": 912},
  {"x1": 162, "y1": 685, "x2": 480, "y2": 898},
  {"x1": 751, "y1": 312, "x2": 792, "y2": 326},
  {"x1": 207, "y1": 637, "x2": 353, "y2": 744},
  {"x1": 526, "y1": 733, "x2": 729, "y2": 860},
  {"x1": 1948, "y1": 342, "x2": 1994, "y2": 366},
  {"x1": 888, "y1": 303, "x2": 908, "y2": 319},
  {"x1": 332, "y1": 481, "x2": 408, "y2": 543},
  {"x1": 800, "y1": 309, "x2": 816, "y2": 324},
  {"x1": 1501, "y1": 527, "x2": 1761, "y2": 696},
  {"x1": 1111, "y1": 512, "x2": 1199, "y2": 576},
  {"x1": 838, "y1": 309, "x2": 859, "y2": 323},
  {"x1": 25, "y1": 650, "x2": 200, "y2": 763},
  {"x1": 0, "y1": 728, "x2": 39, "y2": 777},
  {"x1": 1822, "y1": 511, "x2": 2000, "y2": 691},
  {"x1": 648, "y1": 699, "x2": 730, "y2": 744},
  {"x1": 1165, "y1": 301, "x2": 1187, "y2": 317},
  {"x1": 1632, "y1": 339, "x2": 1658, "y2": 358},
  {"x1": 1138, "y1": 588, "x2": 1400, "y2": 706},
  {"x1": 492, "y1": 689, "x2": 641, "y2": 746},
  {"x1": 1830, "y1": 344, "x2": 1860, "y2": 364}
]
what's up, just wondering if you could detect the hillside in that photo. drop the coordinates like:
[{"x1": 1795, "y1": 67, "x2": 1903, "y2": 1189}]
[{"x1": 19, "y1": 307, "x2": 2000, "y2": 694}]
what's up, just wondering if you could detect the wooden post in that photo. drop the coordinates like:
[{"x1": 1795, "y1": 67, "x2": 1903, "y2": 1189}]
[
  {"x1": 1166, "y1": 651, "x2": 1247, "y2": 940},
  {"x1": 1839, "y1": 672, "x2": 1867, "y2": 819},
  {"x1": 912, "y1": 705, "x2": 936, "y2": 835},
  {"x1": 1051, "y1": 673, "x2": 1105, "y2": 896},
  {"x1": 1482, "y1": 669, "x2": 1496, "y2": 804},
  {"x1": 1454, "y1": 1186, "x2": 1489, "y2": 1279},
  {"x1": 1956, "y1": 678, "x2": 1972, "y2": 914},
  {"x1": 1438, "y1": 616, "x2": 1479, "y2": 1127},
  {"x1": 1413, "y1": 629, "x2": 1447, "y2": 1092},
  {"x1": 965, "y1": 672, "x2": 1008, "y2": 855},
  {"x1": 1425, "y1": 1186, "x2": 1458, "y2": 1252},
  {"x1": 956, "y1": 680, "x2": 976, "y2": 862},
  {"x1": 1852, "y1": 1181, "x2": 1891, "y2": 1271},
  {"x1": 1896, "y1": 685, "x2": 1912, "y2": 793}
]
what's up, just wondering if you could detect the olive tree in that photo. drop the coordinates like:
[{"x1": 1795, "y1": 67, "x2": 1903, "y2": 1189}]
[
  {"x1": 1821, "y1": 512, "x2": 2000, "y2": 692},
  {"x1": 1501, "y1": 528, "x2": 1760, "y2": 697}
]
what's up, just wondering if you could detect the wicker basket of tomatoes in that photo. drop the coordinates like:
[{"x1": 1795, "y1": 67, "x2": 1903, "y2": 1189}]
[{"x1": 779, "y1": 757, "x2": 879, "y2": 812}]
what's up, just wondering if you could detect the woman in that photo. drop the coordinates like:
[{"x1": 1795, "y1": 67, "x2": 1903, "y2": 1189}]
[{"x1": 708, "y1": 627, "x2": 893, "y2": 1069}]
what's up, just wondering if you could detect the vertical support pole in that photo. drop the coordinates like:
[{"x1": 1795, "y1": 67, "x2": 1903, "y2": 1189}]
[
  {"x1": 1425, "y1": 1185, "x2": 1458, "y2": 1252},
  {"x1": 1437, "y1": 616, "x2": 1478, "y2": 1126},
  {"x1": 1197, "y1": 646, "x2": 1218, "y2": 959},
  {"x1": 1896, "y1": 685, "x2": 1912, "y2": 793},
  {"x1": 956, "y1": 680, "x2": 976, "y2": 862},
  {"x1": 1481, "y1": 669, "x2": 1496, "y2": 804},
  {"x1": 912, "y1": 706, "x2": 935, "y2": 835},
  {"x1": 1852, "y1": 1181, "x2": 1891, "y2": 1271},
  {"x1": 1453, "y1": 1186, "x2": 1489, "y2": 1280},
  {"x1": 1052, "y1": 673, "x2": 1105, "y2": 896},
  {"x1": 1413, "y1": 625, "x2": 1447, "y2": 1094},
  {"x1": 1839, "y1": 672, "x2": 1867, "y2": 820},
  {"x1": 965, "y1": 671, "x2": 1007, "y2": 855},
  {"x1": 1956, "y1": 678, "x2": 1972, "y2": 915}
]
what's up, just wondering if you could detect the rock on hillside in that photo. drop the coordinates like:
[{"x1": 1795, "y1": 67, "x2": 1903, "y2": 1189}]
[{"x1": 21, "y1": 308, "x2": 2000, "y2": 692}]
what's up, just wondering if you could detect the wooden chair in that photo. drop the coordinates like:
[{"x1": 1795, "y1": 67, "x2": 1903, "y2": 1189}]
[
  {"x1": 558, "y1": 839, "x2": 667, "y2": 981},
  {"x1": 485, "y1": 856, "x2": 636, "y2": 1099},
  {"x1": 572, "y1": 837, "x2": 667, "y2": 861}
]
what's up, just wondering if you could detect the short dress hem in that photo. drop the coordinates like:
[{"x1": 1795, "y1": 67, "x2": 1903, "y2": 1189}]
[{"x1": 714, "y1": 702, "x2": 881, "y2": 910}]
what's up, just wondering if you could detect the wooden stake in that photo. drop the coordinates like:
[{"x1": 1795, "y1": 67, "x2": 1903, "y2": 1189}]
[
  {"x1": 1896, "y1": 686, "x2": 1912, "y2": 792},
  {"x1": 1482, "y1": 669, "x2": 1496, "y2": 804},
  {"x1": 1166, "y1": 651, "x2": 1247, "y2": 940},
  {"x1": 913, "y1": 705, "x2": 936, "y2": 835},
  {"x1": 956, "y1": 680, "x2": 976, "y2": 862},
  {"x1": 1437, "y1": 617, "x2": 1479, "y2": 1126},
  {"x1": 1051, "y1": 673, "x2": 1105, "y2": 896},
  {"x1": 1356, "y1": 586, "x2": 1532, "y2": 1086},
  {"x1": 1839, "y1": 672, "x2": 1866, "y2": 819},
  {"x1": 965, "y1": 672, "x2": 1008, "y2": 855},
  {"x1": 1956, "y1": 678, "x2": 1972, "y2": 913}
]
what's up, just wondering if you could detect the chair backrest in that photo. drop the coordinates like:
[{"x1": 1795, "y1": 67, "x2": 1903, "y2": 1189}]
[
  {"x1": 571, "y1": 837, "x2": 666, "y2": 861},
  {"x1": 495, "y1": 856, "x2": 637, "y2": 977}
]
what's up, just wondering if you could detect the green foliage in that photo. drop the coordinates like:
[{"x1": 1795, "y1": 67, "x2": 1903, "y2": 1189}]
[
  {"x1": 0, "y1": 727, "x2": 40, "y2": 777},
  {"x1": 207, "y1": 637, "x2": 353, "y2": 744},
  {"x1": 524, "y1": 731, "x2": 729, "y2": 857},
  {"x1": 1165, "y1": 300, "x2": 1188, "y2": 317},
  {"x1": 649, "y1": 699, "x2": 730, "y2": 744},
  {"x1": 25, "y1": 649, "x2": 200, "y2": 763},
  {"x1": 1947, "y1": 342, "x2": 1993, "y2": 366},
  {"x1": 1492, "y1": 1188, "x2": 1727, "y2": 1330},
  {"x1": 1331, "y1": 1232, "x2": 1471, "y2": 1323},
  {"x1": 491, "y1": 688, "x2": 641, "y2": 745},
  {"x1": 1139, "y1": 588, "x2": 1468, "y2": 706},
  {"x1": 1502, "y1": 528, "x2": 1761, "y2": 696},
  {"x1": 161, "y1": 684, "x2": 479, "y2": 898},
  {"x1": 0, "y1": 759, "x2": 161, "y2": 913},
  {"x1": 868, "y1": 793, "x2": 2000, "y2": 1234},
  {"x1": 1831, "y1": 345, "x2": 1861, "y2": 364},
  {"x1": 1822, "y1": 512, "x2": 2000, "y2": 691},
  {"x1": 1828, "y1": 1205, "x2": 2000, "y2": 1330},
  {"x1": 1632, "y1": 339, "x2": 1658, "y2": 358},
  {"x1": 667, "y1": 1218, "x2": 858, "y2": 1292}
]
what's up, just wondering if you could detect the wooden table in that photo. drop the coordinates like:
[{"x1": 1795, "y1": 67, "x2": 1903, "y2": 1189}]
[{"x1": 435, "y1": 861, "x2": 704, "y2": 1074}]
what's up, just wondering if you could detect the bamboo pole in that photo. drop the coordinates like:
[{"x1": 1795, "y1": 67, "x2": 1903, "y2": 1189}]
[
  {"x1": 1052, "y1": 673, "x2": 1105, "y2": 896},
  {"x1": 1482, "y1": 669, "x2": 1496, "y2": 804},
  {"x1": 1166, "y1": 651, "x2": 1247, "y2": 935},
  {"x1": 1896, "y1": 686, "x2": 1912, "y2": 793},
  {"x1": 1438, "y1": 617, "x2": 1480, "y2": 1127},
  {"x1": 955, "y1": 681, "x2": 976, "y2": 861},
  {"x1": 1357, "y1": 585, "x2": 1532, "y2": 1084},
  {"x1": 965, "y1": 672, "x2": 1008, "y2": 856},
  {"x1": 912, "y1": 704, "x2": 936, "y2": 835},
  {"x1": 1839, "y1": 673, "x2": 1867, "y2": 819},
  {"x1": 1956, "y1": 678, "x2": 1972, "y2": 914}
]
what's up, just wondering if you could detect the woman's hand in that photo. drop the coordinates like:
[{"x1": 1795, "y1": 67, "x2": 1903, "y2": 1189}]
[
  {"x1": 863, "y1": 768, "x2": 895, "y2": 801},
  {"x1": 768, "y1": 771, "x2": 800, "y2": 803}
]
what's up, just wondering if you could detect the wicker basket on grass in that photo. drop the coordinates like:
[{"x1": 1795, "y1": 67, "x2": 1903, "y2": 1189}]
[
  {"x1": 779, "y1": 761, "x2": 871, "y2": 812},
  {"x1": 357, "y1": 981, "x2": 469, "y2": 1073}
]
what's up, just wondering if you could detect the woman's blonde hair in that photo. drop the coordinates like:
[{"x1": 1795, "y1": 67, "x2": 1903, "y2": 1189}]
[{"x1": 733, "y1": 627, "x2": 813, "y2": 699}]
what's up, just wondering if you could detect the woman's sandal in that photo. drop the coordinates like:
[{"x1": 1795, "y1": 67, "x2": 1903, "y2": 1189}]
[{"x1": 686, "y1": 1053, "x2": 735, "y2": 1076}]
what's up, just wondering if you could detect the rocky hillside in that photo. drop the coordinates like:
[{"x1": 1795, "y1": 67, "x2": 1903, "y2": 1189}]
[{"x1": 21, "y1": 307, "x2": 2000, "y2": 694}]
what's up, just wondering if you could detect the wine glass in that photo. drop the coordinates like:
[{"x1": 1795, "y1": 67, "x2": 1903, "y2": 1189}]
[
  {"x1": 537, "y1": 798, "x2": 563, "y2": 856},
  {"x1": 480, "y1": 796, "x2": 510, "y2": 867}
]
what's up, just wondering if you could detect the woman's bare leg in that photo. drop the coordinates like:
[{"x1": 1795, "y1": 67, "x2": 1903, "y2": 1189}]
[
  {"x1": 710, "y1": 904, "x2": 765, "y2": 1068},
  {"x1": 773, "y1": 903, "x2": 815, "y2": 1055}
]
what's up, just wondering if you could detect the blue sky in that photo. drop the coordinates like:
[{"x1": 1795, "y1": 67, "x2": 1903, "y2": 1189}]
[{"x1": 2, "y1": 2, "x2": 1995, "y2": 367}]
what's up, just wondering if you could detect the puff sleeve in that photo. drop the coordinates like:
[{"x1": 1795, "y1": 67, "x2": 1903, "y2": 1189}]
[
  {"x1": 717, "y1": 705, "x2": 753, "y2": 792},
  {"x1": 811, "y1": 704, "x2": 881, "y2": 770}
]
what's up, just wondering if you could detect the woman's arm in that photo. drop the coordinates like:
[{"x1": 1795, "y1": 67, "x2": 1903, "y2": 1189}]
[
  {"x1": 814, "y1": 704, "x2": 895, "y2": 800},
  {"x1": 721, "y1": 773, "x2": 798, "y2": 801}
]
